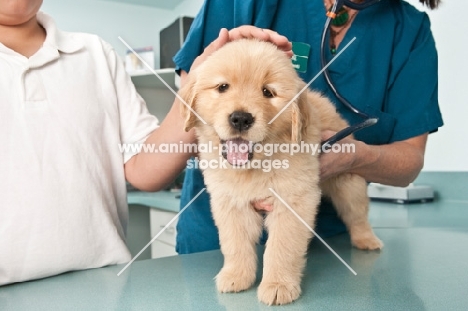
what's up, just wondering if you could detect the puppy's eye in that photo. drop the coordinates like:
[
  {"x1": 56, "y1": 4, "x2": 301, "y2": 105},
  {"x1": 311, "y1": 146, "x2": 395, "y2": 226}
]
[
  {"x1": 263, "y1": 87, "x2": 274, "y2": 98},
  {"x1": 217, "y1": 83, "x2": 229, "y2": 93}
]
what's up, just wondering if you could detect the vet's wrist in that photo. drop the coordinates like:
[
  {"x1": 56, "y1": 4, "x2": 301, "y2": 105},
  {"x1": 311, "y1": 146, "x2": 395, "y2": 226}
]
[{"x1": 349, "y1": 140, "x2": 380, "y2": 175}]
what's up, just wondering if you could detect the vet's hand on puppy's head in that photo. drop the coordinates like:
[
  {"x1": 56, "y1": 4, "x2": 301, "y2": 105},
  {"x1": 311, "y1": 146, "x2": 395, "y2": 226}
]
[
  {"x1": 189, "y1": 28, "x2": 229, "y2": 73},
  {"x1": 227, "y1": 26, "x2": 293, "y2": 57},
  {"x1": 190, "y1": 26, "x2": 293, "y2": 73}
]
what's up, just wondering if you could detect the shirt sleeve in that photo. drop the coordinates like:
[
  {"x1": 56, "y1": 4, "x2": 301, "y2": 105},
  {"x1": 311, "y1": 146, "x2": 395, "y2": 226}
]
[
  {"x1": 103, "y1": 40, "x2": 159, "y2": 163},
  {"x1": 173, "y1": 0, "x2": 282, "y2": 74},
  {"x1": 173, "y1": 0, "x2": 211, "y2": 74},
  {"x1": 386, "y1": 13, "x2": 443, "y2": 142}
]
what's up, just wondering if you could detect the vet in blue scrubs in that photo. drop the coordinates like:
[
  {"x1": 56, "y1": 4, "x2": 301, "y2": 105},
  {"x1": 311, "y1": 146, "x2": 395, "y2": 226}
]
[{"x1": 174, "y1": 0, "x2": 443, "y2": 254}]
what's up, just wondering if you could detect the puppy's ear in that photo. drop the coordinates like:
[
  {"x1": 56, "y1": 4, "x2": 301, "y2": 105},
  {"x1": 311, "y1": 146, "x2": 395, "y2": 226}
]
[
  {"x1": 291, "y1": 90, "x2": 310, "y2": 143},
  {"x1": 178, "y1": 71, "x2": 198, "y2": 132},
  {"x1": 291, "y1": 101, "x2": 302, "y2": 143}
]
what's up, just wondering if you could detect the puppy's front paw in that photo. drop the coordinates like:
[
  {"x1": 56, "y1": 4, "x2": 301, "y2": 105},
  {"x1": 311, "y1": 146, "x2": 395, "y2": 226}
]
[
  {"x1": 215, "y1": 267, "x2": 256, "y2": 293},
  {"x1": 257, "y1": 281, "x2": 301, "y2": 305},
  {"x1": 352, "y1": 234, "x2": 384, "y2": 250}
]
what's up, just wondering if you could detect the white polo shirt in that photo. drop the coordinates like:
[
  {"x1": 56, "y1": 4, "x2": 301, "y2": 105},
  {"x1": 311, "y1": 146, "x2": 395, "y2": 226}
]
[{"x1": 0, "y1": 12, "x2": 158, "y2": 285}]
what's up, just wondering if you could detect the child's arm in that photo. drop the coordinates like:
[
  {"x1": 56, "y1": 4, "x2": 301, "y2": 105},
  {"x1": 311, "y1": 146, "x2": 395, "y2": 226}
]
[{"x1": 124, "y1": 93, "x2": 195, "y2": 192}]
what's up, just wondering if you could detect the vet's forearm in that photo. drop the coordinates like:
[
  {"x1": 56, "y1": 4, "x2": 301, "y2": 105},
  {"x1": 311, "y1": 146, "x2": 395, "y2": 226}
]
[
  {"x1": 124, "y1": 98, "x2": 196, "y2": 192},
  {"x1": 350, "y1": 134, "x2": 427, "y2": 187}
]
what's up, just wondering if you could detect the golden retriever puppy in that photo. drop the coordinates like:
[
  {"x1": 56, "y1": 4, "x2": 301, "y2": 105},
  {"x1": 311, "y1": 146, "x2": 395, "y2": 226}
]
[{"x1": 179, "y1": 39, "x2": 383, "y2": 305}]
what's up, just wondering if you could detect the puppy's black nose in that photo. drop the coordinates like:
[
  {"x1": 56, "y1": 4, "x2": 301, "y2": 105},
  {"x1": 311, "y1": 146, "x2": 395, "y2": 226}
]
[{"x1": 229, "y1": 111, "x2": 254, "y2": 131}]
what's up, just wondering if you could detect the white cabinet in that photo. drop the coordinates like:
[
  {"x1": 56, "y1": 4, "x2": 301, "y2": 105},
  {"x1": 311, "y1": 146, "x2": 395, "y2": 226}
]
[
  {"x1": 149, "y1": 208, "x2": 178, "y2": 258},
  {"x1": 128, "y1": 182, "x2": 181, "y2": 259}
]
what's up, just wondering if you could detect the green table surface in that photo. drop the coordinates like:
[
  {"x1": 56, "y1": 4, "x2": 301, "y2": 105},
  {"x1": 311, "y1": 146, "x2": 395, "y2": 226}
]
[
  {"x1": 127, "y1": 190, "x2": 180, "y2": 213},
  {"x1": 2, "y1": 198, "x2": 468, "y2": 310},
  {"x1": 3, "y1": 172, "x2": 468, "y2": 310}
]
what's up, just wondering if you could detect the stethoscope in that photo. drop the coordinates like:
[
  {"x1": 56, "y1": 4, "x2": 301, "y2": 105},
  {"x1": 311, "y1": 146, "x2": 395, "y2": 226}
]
[{"x1": 320, "y1": 0, "x2": 381, "y2": 148}]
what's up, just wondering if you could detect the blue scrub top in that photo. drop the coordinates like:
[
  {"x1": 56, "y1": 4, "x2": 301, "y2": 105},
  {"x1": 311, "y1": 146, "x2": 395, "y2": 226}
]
[{"x1": 174, "y1": 0, "x2": 443, "y2": 254}]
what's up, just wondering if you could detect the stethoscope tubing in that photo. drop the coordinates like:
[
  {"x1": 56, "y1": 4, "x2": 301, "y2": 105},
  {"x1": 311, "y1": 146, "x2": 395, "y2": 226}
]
[{"x1": 320, "y1": 0, "x2": 380, "y2": 147}]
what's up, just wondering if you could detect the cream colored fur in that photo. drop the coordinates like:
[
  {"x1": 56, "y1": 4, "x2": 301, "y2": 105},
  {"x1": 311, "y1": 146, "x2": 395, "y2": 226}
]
[{"x1": 179, "y1": 39, "x2": 383, "y2": 305}]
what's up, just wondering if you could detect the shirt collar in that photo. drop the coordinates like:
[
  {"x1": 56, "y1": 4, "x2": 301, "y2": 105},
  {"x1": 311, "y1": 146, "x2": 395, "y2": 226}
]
[
  {"x1": 0, "y1": 12, "x2": 84, "y2": 67},
  {"x1": 37, "y1": 12, "x2": 83, "y2": 54}
]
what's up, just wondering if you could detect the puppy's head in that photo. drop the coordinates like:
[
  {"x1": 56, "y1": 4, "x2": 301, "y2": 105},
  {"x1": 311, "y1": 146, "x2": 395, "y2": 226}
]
[{"x1": 179, "y1": 39, "x2": 310, "y2": 165}]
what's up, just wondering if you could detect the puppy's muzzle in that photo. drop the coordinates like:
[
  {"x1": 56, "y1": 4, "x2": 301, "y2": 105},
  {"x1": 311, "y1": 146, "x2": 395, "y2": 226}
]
[
  {"x1": 229, "y1": 111, "x2": 254, "y2": 132},
  {"x1": 221, "y1": 138, "x2": 254, "y2": 166}
]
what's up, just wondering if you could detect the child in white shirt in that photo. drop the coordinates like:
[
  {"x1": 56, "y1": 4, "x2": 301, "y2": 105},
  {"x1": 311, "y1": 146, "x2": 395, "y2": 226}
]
[{"x1": 0, "y1": 1, "x2": 194, "y2": 285}]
